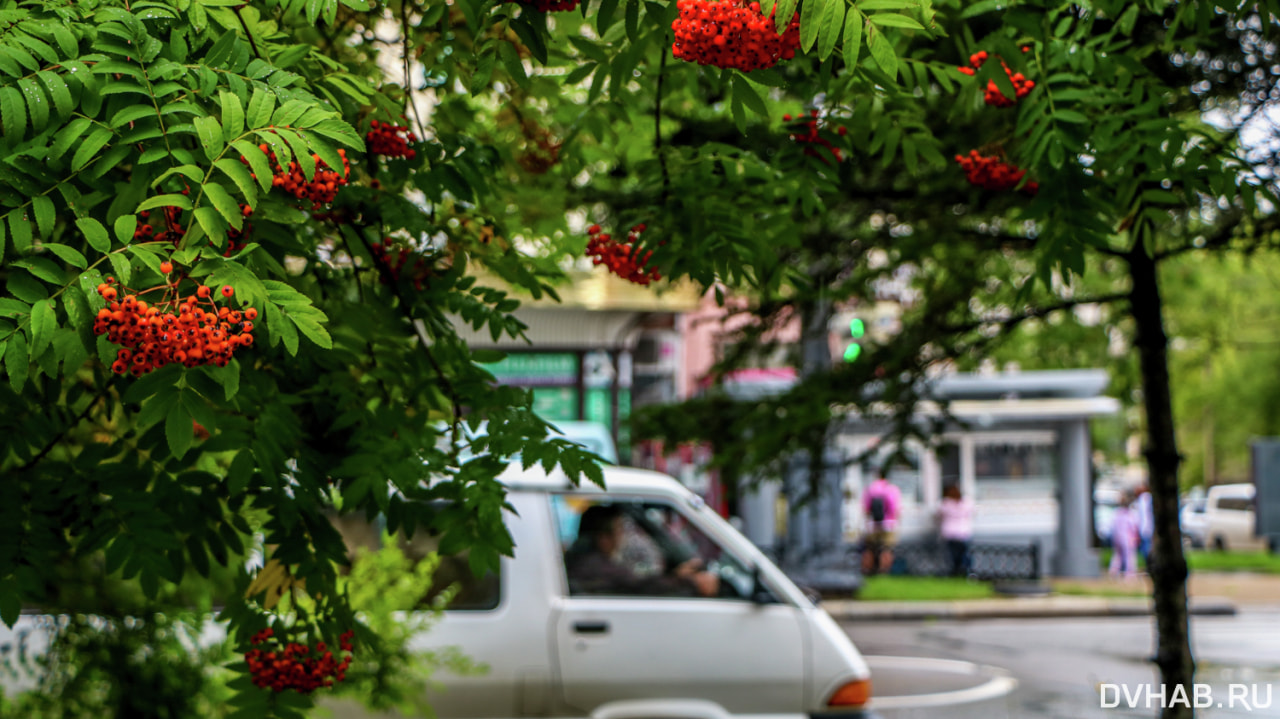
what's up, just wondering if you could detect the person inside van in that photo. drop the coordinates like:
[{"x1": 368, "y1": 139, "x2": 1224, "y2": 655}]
[{"x1": 565, "y1": 504, "x2": 719, "y2": 597}]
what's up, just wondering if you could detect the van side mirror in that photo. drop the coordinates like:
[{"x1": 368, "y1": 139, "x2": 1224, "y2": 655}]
[{"x1": 750, "y1": 566, "x2": 776, "y2": 605}]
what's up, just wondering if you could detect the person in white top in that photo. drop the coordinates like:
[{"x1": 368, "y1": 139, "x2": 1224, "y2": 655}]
[{"x1": 936, "y1": 485, "x2": 975, "y2": 577}]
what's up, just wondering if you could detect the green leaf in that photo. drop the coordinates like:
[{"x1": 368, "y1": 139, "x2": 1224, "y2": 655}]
[
  {"x1": 1054, "y1": 109, "x2": 1088, "y2": 123},
  {"x1": 5, "y1": 330, "x2": 27, "y2": 392},
  {"x1": 194, "y1": 115, "x2": 225, "y2": 163},
  {"x1": 246, "y1": 87, "x2": 275, "y2": 129},
  {"x1": 866, "y1": 12, "x2": 925, "y2": 29},
  {"x1": 8, "y1": 211, "x2": 31, "y2": 253},
  {"x1": 113, "y1": 215, "x2": 137, "y2": 245},
  {"x1": 165, "y1": 396, "x2": 194, "y2": 459},
  {"x1": 138, "y1": 194, "x2": 194, "y2": 212},
  {"x1": 108, "y1": 252, "x2": 132, "y2": 288},
  {"x1": 72, "y1": 128, "x2": 113, "y2": 172},
  {"x1": 232, "y1": 140, "x2": 273, "y2": 192},
  {"x1": 37, "y1": 71, "x2": 73, "y2": 119},
  {"x1": 0, "y1": 86, "x2": 27, "y2": 144},
  {"x1": 290, "y1": 312, "x2": 332, "y2": 349},
  {"x1": 264, "y1": 302, "x2": 298, "y2": 355},
  {"x1": 29, "y1": 298, "x2": 55, "y2": 359},
  {"x1": 732, "y1": 75, "x2": 769, "y2": 118},
  {"x1": 110, "y1": 104, "x2": 157, "y2": 128},
  {"x1": 201, "y1": 182, "x2": 244, "y2": 230},
  {"x1": 18, "y1": 79, "x2": 46, "y2": 134},
  {"x1": 220, "y1": 90, "x2": 244, "y2": 142},
  {"x1": 842, "y1": 9, "x2": 863, "y2": 68},
  {"x1": 868, "y1": 26, "x2": 897, "y2": 79},
  {"x1": 817, "y1": 0, "x2": 844, "y2": 60},
  {"x1": 44, "y1": 244, "x2": 87, "y2": 268},
  {"x1": 50, "y1": 117, "x2": 92, "y2": 161},
  {"x1": 800, "y1": 0, "x2": 824, "y2": 52},
  {"x1": 215, "y1": 159, "x2": 258, "y2": 204},
  {"x1": 774, "y1": 0, "x2": 800, "y2": 36},
  {"x1": 31, "y1": 196, "x2": 54, "y2": 239}
]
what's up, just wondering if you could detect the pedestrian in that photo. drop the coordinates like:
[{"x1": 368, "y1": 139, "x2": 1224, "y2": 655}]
[
  {"x1": 936, "y1": 485, "x2": 975, "y2": 577},
  {"x1": 1133, "y1": 484, "x2": 1154, "y2": 570},
  {"x1": 1109, "y1": 492, "x2": 1140, "y2": 580},
  {"x1": 861, "y1": 472, "x2": 902, "y2": 576}
]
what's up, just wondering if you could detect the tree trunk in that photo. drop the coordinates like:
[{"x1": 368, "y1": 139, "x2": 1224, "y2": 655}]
[{"x1": 1128, "y1": 241, "x2": 1196, "y2": 719}]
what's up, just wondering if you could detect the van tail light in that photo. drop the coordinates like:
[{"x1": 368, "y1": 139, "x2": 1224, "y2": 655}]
[{"x1": 827, "y1": 679, "x2": 872, "y2": 707}]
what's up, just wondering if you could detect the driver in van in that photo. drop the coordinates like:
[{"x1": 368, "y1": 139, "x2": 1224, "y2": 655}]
[{"x1": 566, "y1": 504, "x2": 720, "y2": 598}]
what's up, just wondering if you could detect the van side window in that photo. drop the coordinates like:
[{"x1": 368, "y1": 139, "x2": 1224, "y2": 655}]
[
  {"x1": 1217, "y1": 497, "x2": 1251, "y2": 512},
  {"x1": 551, "y1": 495, "x2": 753, "y2": 600},
  {"x1": 329, "y1": 514, "x2": 501, "y2": 611}
]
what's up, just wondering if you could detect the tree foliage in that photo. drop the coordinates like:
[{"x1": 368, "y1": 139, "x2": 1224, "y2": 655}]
[{"x1": 4, "y1": 0, "x2": 1280, "y2": 714}]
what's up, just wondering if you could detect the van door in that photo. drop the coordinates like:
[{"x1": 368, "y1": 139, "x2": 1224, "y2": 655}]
[{"x1": 548, "y1": 495, "x2": 808, "y2": 716}]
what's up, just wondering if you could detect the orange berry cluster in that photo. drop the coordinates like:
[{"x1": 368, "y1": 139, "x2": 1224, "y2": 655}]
[
  {"x1": 671, "y1": 0, "x2": 801, "y2": 72},
  {"x1": 367, "y1": 120, "x2": 418, "y2": 160},
  {"x1": 245, "y1": 628, "x2": 355, "y2": 694},
  {"x1": 784, "y1": 110, "x2": 847, "y2": 164},
  {"x1": 512, "y1": 0, "x2": 578, "y2": 10},
  {"x1": 93, "y1": 278, "x2": 257, "y2": 376},
  {"x1": 957, "y1": 49, "x2": 1034, "y2": 107},
  {"x1": 586, "y1": 223, "x2": 662, "y2": 286},
  {"x1": 369, "y1": 239, "x2": 430, "y2": 291},
  {"x1": 241, "y1": 144, "x2": 351, "y2": 211},
  {"x1": 954, "y1": 150, "x2": 1038, "y2": 194}
]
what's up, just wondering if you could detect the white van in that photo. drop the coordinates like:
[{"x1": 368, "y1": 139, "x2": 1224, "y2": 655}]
[
  {"x1": 1204, "y1": 483, "x2": 1267, "y2": 552},
  {"x1": 396, "y1": 463, "x2": 877, "y2": 719}
]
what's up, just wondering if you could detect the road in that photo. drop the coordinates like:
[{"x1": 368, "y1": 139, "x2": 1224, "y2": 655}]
[{"x1": 842, "y1": 608, "x2": 1280, "y2": 718}]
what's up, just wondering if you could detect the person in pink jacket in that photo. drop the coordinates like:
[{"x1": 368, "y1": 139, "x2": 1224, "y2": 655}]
[
  {"x1": 936, "y1": 485, "x2": 975, "y2": 577},
  {"x1": 861, "y1": 474, "x2": 902, "y2": 576}
]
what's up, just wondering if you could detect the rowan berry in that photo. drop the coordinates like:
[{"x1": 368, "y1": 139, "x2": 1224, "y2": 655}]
[
  {"x1": 245, "y1": 629, "x2": 356, "y2": 694},
  {"x1": 956, "y1": 48, "x2": 1035, "y2": 107},
  {"x1": 784, "y1": 112, "x2": 845, "y2": 164},
  {"x1": 367, "y1": 120, "x2": 418, "y2": 160},
  {"x1": 671, "y1": 0, "x2": 801, "y2": 72},
  {"x1": 954, "y1": 150, "x2": 1038, "y2": 195},
  {"x1": 585, "y1": 224, "x2": 663, "y2": 285},
  {"x1": 160, "y1": 261, "x2": 173, "y2": 275},
  {"x1": 222, "y1": 285, "x2": 234, "y2": 298}
]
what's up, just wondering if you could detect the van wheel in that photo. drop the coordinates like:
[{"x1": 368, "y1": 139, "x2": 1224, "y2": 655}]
[{"x1": 1213, "y1": 536, "x2": 1227, "y2": 552}]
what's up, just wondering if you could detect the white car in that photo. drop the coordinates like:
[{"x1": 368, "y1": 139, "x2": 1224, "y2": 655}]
[
  {"x1": 1180, "y1": 496, "x2": 1208, "y2": 549},
  {"x1": 390, "y1": 464, "x2": 878, "y2": 719},
  {"x1": 1204, "y1": 483, "x2": 1267, "y2": 552}
]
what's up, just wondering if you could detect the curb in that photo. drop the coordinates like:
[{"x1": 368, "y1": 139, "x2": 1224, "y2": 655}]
[{"x1": 823, "y1": 596, "x2": 1238, "y2": 621}]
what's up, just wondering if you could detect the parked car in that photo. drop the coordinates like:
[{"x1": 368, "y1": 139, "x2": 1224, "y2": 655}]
[
  {"x1": 1203, "y1": 483, "x2": 1267, "y2": 552},
  {"x1": 384, "y1": 464, "x2": 878, "y2": 719},
  {"x1": 1180, "y1": 496, "x2": 1208, "y2": 549}
]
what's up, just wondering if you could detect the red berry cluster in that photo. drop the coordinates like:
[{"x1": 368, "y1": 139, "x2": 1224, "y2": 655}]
[
  {"x1": 245, "y1": 628, "x2": 355, "y2": 694},
  {"x1": 367, "y1": 120, "x2": 418, "y2": 160},
  {"x1": 586, "y1": 224, "x2": 662, "y2": 286},
  {"x1": 671, "y1": 0, "x2": 801, "y2": 72},
  {"x1": 957, "y1": 49, "x2": 1034, "y2": 107},
  {"x1": 510, "y1": 0, "x2": 578, "y2": 10},
  {"x1": 369, "y1": 239, "x2": 431, "y2": 290},
  {"x1": 93, "y1": 278, "x2": 257, "y2": 376},
  {"x1": 954, "y1": 150, "x2": 1038, "y2": 194},
  {"x1": 241, "y1": 144, "x2": 351, "y2": 211},
  {"x1": 784, "y1": 110, "x2": 847, "y2": 164}
]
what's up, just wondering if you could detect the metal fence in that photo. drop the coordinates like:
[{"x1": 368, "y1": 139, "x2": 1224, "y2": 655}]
[{"x1": 853, "y1": 540, "x2": 1041, "y2": 580}]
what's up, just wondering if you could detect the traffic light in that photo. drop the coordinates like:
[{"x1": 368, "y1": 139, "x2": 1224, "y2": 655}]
[{"x1": 843, "y1": 318, "x2": 864, "y2": 362}]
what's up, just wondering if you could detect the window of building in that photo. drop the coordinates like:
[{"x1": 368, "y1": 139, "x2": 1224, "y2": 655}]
[
  {"x1": 973, "y1": 439, "x2": 1057, "y2": 500},
  {"x1": 551, "y1": 495, "x2": 755, "y2": 600}
]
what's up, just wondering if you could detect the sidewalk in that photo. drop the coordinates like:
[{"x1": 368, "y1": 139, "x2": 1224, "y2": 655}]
[{"x1": 823, "y1": 571, "x2": 1280, "y2": 622}]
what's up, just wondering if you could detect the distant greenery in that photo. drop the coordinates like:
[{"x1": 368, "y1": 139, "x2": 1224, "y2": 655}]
[
  {"x1": 1186, "y1": 551, "x2": 1280, "y2": 575},
  {"x1": 854, "y1": 576, "x2": 996, "y2": 602},
  {"x1": 1053, "y1": 581, "x2": 1148, "y2": 598}
]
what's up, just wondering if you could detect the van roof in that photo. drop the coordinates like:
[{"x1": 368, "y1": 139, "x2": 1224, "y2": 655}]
[
  {"x1": 497, "y1": 462, "x2": 689, "y2": 495},
  {"x1": 1207, "y1": 483, "x2": 1254, "y2": 496}
]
